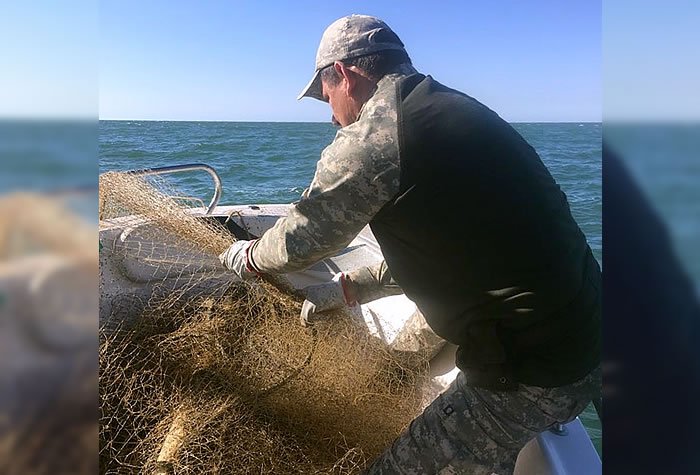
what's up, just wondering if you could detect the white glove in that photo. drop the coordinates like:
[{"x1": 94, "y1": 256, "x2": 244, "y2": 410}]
[
  {"x1": 218, "y1": 240, "x2": 258, "y2": 280},
  {"x1": 300, "y1": 273, "x2": 352, "y2": 327}
]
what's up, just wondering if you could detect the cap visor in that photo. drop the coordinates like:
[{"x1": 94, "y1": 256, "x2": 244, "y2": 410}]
[{"x1": 297, "y1": 70, "x2": 324, "y2": 101}]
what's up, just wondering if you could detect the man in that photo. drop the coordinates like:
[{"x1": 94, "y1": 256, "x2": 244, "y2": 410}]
[{"x1": 221, "y1": 14, "x2": 601, "y2": 474}]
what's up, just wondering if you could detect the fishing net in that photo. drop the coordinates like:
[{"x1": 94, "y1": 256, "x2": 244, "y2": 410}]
[
  {"x1": 98, "y1": 172, "x2": 429, "y2": 474},
  {"x1": 99, "y1": 171, "x2": 231, "y2": 255}
]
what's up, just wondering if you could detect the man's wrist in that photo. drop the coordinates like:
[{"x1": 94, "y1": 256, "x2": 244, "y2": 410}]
[
  {"x1": 245, "y1": 239, "x2": 262, "y2": 274},
  {"x1": 339, "y1": 273, "x2": 358, "y2": 306}
]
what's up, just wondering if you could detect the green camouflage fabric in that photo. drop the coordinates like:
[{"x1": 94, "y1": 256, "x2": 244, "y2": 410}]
[
  {"x1": 364, "y1": 366, "x2": 602, "y2": 475},
  {"x1": 390, "y1": 308, "x2": 447, "y2": 360},
  {"x1": 251, "y1": 63, "x2": 417, "y2": 273},
  {"x1": 348, "y1": 260, "x2": 446, "y2": 359},
  {"x1": 346, "y1": 260, "x2": 403, "y2": 304}
]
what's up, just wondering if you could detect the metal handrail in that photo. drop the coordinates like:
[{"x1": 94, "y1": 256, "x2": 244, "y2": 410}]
[
  {"x1": 125, "y1": 163, "x2": 222, "y2": 215},
  {"x1": 171, "y1": 196, "x2": 207, "y2": 212}
]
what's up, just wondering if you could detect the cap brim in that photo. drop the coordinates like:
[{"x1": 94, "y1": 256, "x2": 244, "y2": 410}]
[{"x1": 297, "y1": 69, "x2": 324, "y2": 101}]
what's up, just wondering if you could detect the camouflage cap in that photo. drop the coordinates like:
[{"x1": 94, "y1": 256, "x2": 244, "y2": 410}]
[{"x1": 297, "y1": 15, "x2": 406, "y2": 101}]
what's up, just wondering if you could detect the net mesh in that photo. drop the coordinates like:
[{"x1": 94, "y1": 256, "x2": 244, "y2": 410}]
[{"x1": 98, "y1": 172, "x2": 429, "y2": 474}]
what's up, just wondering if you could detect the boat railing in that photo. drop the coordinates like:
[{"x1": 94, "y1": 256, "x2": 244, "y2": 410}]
[{"x1": 125, "y1": 163, "x2": 222, "y2": 214}]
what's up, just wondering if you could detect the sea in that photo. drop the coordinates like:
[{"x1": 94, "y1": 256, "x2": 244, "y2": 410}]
[{"x1": 99, "y1": 121, "x2": 603, "y2": 259}]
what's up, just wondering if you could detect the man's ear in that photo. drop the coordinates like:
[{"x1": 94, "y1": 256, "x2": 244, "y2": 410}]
[{"x1": 333, "y1": 61, "x2": 356, "y2": 95}]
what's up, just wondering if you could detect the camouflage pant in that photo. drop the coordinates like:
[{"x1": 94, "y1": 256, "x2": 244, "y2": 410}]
[{"x1": 364, "y1": 366, "x2": 601, "y2": 475}]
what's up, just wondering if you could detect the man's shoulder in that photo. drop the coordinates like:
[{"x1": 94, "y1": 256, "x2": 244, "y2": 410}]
[
  {"x1": 324, "y1": 106, "x2": 399, "y2": 167},
  {"x1": 315, "y1": 94, "x2": 401, "y2": 189},
  {"x1": 320, "y1": 122, "x2": 398, "y2": 174},
  {"x1": 327, "y1": 77, "x2": 405, "y2": 157},
  {"x1": 361, "y1": 71, "x2": 407, "y2": 122}
]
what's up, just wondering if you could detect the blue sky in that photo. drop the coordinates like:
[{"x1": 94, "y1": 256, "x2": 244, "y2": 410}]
[
  {"x1": 99, "y1": 1, "x2": 601, "y2": 122},
  {"x1": 1, "y1": 1, "x2": 96, "y2": 118},
  {"x1": 604, "y1": 0, "x2": 700, "y2": 121},
  {"x1": 4, "y1": 1, "x2": 698, "y2": 122}
]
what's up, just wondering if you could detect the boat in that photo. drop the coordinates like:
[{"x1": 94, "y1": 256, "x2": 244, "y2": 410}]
[{"x1": 99, "y1": 163, "x2": 601, "y2": 474}]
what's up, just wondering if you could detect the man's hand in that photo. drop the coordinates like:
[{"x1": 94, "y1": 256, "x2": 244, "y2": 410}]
[
  {"x1": 300, "y1": 273, "x2": 353, "y2": 326},
  {"x1": 218, "y1": 240, "x2": 258, "y2": 280}
]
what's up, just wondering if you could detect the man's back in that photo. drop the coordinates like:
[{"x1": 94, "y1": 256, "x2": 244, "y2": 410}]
[{"x1": 371, "y1": 74, "x2": 601, "y2": 389}]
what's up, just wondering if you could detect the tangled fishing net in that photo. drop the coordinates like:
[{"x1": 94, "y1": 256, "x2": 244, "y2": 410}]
[{"x1": 99, "y1": 172, "x2": 429, "y2": 474}]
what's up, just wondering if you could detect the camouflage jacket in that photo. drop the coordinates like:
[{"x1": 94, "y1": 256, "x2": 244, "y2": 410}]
[{"x1": 249, "y1": 64, "x2": 418, "y2": 288}]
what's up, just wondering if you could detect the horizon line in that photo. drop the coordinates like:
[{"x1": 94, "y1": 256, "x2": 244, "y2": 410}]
[{"x1": 99, "y1": 118, "x2": 603, "y2": 124}]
